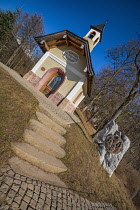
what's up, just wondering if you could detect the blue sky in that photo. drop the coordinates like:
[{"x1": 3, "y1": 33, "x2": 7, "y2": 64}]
[{"x1": 1, "y1": 0, "x2": 140, "y2": 73}]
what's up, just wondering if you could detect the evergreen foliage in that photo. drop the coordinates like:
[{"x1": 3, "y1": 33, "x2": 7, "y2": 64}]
[{"x1": 0, "y1": 8, "x2": 20, "y2": 48}]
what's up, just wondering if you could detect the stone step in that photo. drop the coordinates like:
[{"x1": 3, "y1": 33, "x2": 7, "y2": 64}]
[
  {"x1": 29, "y1": 119, "x2": 66, "y2": 146},
  {"x1": 23, "y1": 129, "x2": 66, "y2": 158},
  {"x1": 36, "y1": 111, "x2": 66, "y2": 135},
  {"x1": 39, "y1": 103, "x2": 68, "y2": 128},
  {"x1": 11, "y1": 142, "x2": 67, "y2": 174},
  {"x1": 9, "y1": 157, "x2": 67, "y2": 187}
]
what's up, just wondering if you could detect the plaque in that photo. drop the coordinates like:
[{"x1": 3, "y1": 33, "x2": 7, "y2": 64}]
[{"x1": 63, "y1": 50, "x2": 80, "y2": 63}]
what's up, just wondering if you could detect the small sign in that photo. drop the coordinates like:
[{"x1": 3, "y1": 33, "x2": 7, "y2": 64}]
[
  {"x1": 41, "y1": 67, "x2": 46, "y2": 71},
  {"x1": 63, "y1": 50, "x2": 80, "y2": 63}
]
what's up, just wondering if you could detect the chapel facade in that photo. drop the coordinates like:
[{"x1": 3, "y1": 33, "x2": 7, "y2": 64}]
[{"x1": 23, "y1": 24, "x2": 105, "y2": 113}]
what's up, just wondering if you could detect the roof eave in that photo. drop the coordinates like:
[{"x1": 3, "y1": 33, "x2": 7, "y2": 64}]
[
  {"x1": 87, "y1": 72, "x2": 94, "y2": 97},
  {"x1": 34, "y1": 30, "x2": 95, "y2": 76}
]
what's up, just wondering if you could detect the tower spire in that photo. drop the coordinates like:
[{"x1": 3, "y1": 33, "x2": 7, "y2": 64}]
[
  {"x1": 90, "y1": 22, "x2": 106, "y2": 42},
  {"x1": 83, "y1": 22, "x2": 106, "y2": 52}
]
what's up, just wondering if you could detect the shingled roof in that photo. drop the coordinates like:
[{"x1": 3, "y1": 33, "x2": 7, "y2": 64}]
[{"x1": 90, "y1": 23, "x2": 106, "y2": 42}]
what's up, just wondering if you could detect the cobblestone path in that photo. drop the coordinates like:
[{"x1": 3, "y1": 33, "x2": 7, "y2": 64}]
[{"x1": 0, "y1": 165, "x2": 116, "y2": 210}]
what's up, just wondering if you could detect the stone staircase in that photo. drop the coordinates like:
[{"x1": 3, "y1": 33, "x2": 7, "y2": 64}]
[
  {"x1": 1, "y1": 62, "x2": 80, "y2": 188},
  {"x1": 9, "y1": 104, "x2": 69, "y2": 187}
]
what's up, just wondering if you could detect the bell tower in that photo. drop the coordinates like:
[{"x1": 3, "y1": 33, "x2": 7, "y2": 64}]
[{"x1": 84, "y1": 23, "x2": 106, "y2": 52}]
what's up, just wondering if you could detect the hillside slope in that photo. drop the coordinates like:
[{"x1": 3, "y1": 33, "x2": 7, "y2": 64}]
[{"x1": 0, "y1": 67, "x2": 137, "y2": 210}]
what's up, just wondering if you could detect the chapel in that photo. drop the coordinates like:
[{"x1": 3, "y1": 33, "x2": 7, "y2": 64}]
[{"x1": 24, "y1": 24, "x2": 105, "y2": 113}]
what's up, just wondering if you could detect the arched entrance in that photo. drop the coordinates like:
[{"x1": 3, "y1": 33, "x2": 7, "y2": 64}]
[
  {"x1": 40, "y1": 73, "x2": 63, "y2": 97},
  {"x1": 38, "y1": 67, "x2": 65, "y2": 97}
]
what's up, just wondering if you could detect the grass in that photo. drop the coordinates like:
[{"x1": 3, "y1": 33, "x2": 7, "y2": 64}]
[
  {"x1": 59, "y1": 123, "x2": 136, "y2": 210},
  {"x1": 0, "y1": 67, "x2": 38, "y2": 166},
  {"x1": 0, "y1": 66, "x2": 138, "y2": 210}
]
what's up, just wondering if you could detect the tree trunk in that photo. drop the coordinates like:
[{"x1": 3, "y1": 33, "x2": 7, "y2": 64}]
[{"x1": 110, "y1": 91, "x2": 140, "y2": 121}]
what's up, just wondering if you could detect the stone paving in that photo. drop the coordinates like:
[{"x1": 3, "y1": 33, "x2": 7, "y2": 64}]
[{"x1": 0, "y1": 164, "x2": 116, "y2": 210}]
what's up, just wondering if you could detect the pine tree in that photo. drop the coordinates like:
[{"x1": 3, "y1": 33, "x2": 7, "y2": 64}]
[{"x1": 0, "y1": 8, "x2": 20, "y2": 48}]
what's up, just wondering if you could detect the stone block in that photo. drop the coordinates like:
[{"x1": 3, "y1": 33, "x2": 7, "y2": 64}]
[
  {"x1": 0, "y1": 165, "x2": 10, "y2": 173},
  {"x1": 32, "y1": 192, "x2": 39, "y2": 201},
  {"x1": 0, "y1": 192, "x2": 6, "y2": 202},
  {"x1": 0, "y1": 176, "x2": 4, "y2": 184},
  {"x1": 8, "y1": 189, "x2": 16, "y2": 198},
  {"x1": 11, "y1": 183, "x2": 20, "y2": 192},
  {"x1": 30, "y1": 199, "x2": 37, "y2": 209},
  {"x1": 27, "y1": 207, "x2": 33, "y2": 210},
  {"x1": 35, "y1": 186, "x2": 40, "y2": 194},
  {"x1": 6, "y1": 196, "x2": 13, "y2": 205},
  {"x1": 20, "y1": 200, "x2": 28, "y2": 210},
  {"x1": 7, "y1": 170, "x2": 15, "y2": 177},
  {"x1": 41, "y1": 186, "x2": 46, "y2": 194},
  {"x1": 43, "y1": 204, "x2": 50, "y2": 210},
  {"x1": 0, "y1": 204, "x2": 9, "y2": 210},
  {"x1": 49, "y1": 91, "x2": 64, "y2": 106},
  {"x1": 0, "y1": 183, "x2": 10, "y2": 193},
  {"x1": 20, "y1": 176, "x2": 26, "y2": 182},
  {"x1": 26, "y1": 178, "x2": 32, "y2": 184},
  {"x1": 23, "y1": 195, "x2": 31, "y2": 203},
  {"x1": 57, "y1": 202, "x2": 63, "y2": 209},
  {"x1": 33, "y1": 180, "x2": 37, "y2": 185},
  {"x1": 14, "y1": 195, "x2": 22, "y2": 204},
  {"x1": 14, "y1": 174, "x2": 21, "y2": 180},
  {"x1": 27, "y1": 183, "x2": 34, "y2": 191},
  {"x1": 37, "y1": 180, "x2": 42, "y2": 186},
  {"x1": 13, "y1": 179, "x2": 21, "y2": 185},
  {"x1": 19, "y1": 187, "x2": 26, "y2": 196},
  {"x1": 11, "y1": 201, "x2": 19, "y2": 209},
  {"x1": 36, "y1": 202, "x2": 44, "y2": 210},
  {"x1": 26, "y1": 189, "x2": 33, "y2": 197},
  {"x1": 38, "y1": 198, "x2": 44, "y2": 205},
  {"x1": 45, "y1": 197, "x2": 51, "y2": 206},
  {"x1": 40, "y1": 192, "x2": 45, "y2": 200},
  {"x1": 21, "y1": 182, "x2": 28, "y2": 190}
]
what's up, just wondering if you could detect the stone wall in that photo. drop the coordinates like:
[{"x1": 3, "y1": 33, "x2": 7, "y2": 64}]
[
  {"x1": 23, "y1": 71, "x2": 40, "y2": 87},
  {"x1": 48, "y1": 92, "x2": 64, "y2": 106},
  {"x1": 58, "y1": 98, "x2": 75, "y2": 113}
]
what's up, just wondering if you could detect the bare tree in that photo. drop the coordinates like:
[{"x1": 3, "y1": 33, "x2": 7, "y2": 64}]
[
  {"x1": 6, "y1": 12, "x2": 44, "y2": 68},
  {"x1": 93, "y1": 49, "x2": 140, "y2": 135},
  {"x1": 0, "y1": 10, "x2": 44, "y2": 74},
  {"x1": 83, "y1": 39, "x2": 140, "y2": 112}
]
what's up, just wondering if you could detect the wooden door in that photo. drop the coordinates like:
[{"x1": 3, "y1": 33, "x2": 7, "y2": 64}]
[{"x1": 40, "y1": 73, "x2": 62, "y2": 97}]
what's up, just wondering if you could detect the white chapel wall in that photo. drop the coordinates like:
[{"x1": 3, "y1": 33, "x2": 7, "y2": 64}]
[{"x1": 50, "y1": 46, "x2": 87, "y2": 74}]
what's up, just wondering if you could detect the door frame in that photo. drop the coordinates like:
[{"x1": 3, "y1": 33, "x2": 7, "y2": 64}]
[{"x1": 37, "y1": 67, "x2": 65, "y2": 96}]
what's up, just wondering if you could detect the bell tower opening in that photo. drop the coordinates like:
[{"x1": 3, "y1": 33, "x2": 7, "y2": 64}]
[
  {"x1": 89, "y1": 31, "x2": 96, "y2": 39},
  {"x1": 84, "y1": 23, "x2": 106, "y2": 52}
]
